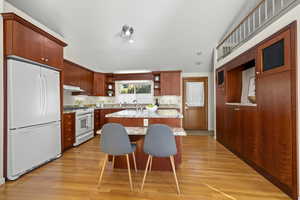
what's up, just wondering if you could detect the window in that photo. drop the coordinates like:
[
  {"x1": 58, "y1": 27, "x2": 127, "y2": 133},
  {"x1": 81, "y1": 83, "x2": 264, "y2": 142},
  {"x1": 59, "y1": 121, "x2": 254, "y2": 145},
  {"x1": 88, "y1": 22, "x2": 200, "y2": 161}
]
[{"x1": 116, "y1": 80, "x2": 153, "y2": 104}]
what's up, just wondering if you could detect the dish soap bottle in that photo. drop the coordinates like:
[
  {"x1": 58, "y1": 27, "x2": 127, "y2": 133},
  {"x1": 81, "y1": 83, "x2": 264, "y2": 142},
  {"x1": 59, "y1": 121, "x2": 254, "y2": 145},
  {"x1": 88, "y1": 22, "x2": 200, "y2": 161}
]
[{"x1": 155, "y1": 98, "x2": 159, "y2": 107}]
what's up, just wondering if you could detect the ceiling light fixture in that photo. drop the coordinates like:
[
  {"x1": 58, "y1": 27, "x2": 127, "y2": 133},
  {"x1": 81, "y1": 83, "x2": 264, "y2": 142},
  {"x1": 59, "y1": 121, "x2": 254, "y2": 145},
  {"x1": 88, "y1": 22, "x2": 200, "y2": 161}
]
[
  {"x1": 121, "y1": 25, "x2": 134, "y2": 43},
  {"x1": 114, "y1": 70, "x2": 151, "y2": 74}
]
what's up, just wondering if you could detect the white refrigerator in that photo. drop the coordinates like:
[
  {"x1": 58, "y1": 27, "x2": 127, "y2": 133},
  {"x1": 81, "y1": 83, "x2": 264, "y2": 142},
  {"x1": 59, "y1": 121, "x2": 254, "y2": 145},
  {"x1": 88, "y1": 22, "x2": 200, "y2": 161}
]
[{"x1": 7, "y1": 58, "x2": 61, "y2": 180}]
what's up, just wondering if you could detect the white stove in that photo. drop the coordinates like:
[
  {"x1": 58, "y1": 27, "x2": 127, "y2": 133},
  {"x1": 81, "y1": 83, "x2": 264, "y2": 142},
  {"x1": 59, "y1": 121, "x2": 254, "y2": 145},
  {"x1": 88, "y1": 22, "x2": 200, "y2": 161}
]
[{"x1": 74, "y1": 108, "x2": 94, "y2": 146}]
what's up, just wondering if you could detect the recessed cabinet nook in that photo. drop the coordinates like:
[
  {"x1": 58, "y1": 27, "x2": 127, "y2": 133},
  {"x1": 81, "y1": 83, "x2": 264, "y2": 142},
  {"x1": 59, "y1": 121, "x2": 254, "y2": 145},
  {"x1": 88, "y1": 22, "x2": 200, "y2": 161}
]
[{"x1": 216, "y1": 22, "x2": 297, "y2": 199}]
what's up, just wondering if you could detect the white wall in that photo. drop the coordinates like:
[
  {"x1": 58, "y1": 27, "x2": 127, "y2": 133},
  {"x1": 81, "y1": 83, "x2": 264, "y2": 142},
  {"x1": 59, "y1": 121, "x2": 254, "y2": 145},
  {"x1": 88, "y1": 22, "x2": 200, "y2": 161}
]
[
  {"x1": 0, "y1": 0, "x2": 5, "y2": 186},
  {"x1": 182, "y1": 72, "x2": 214, "y2": 131},
  {"x1": 214, "y1": 4, "x2": 300, "y2": 197}
]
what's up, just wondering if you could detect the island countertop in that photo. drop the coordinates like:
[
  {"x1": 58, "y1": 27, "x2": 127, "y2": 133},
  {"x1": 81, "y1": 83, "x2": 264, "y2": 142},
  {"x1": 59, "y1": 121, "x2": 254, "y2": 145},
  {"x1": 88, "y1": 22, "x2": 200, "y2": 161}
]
[
  {"x1": 97, "y1": 127, "x2": 186, "y2": 136},
  {"x1": 105, "y1": 109, "x2": 183, "y2": 119}
]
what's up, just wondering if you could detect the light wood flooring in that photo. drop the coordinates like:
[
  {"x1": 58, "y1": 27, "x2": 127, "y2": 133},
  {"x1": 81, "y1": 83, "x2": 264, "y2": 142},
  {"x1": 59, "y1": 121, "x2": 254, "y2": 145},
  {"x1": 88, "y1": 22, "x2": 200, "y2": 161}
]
[{"x1": 0, "y1": 136, "x2": 291, "y2": 200}]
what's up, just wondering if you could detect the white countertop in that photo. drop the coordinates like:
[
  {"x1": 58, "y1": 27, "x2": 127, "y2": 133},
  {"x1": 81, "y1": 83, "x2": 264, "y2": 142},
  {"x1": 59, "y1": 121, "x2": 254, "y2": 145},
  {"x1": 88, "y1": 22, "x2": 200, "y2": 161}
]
[
  {"x1": 97, "y1": 127, "x2": 187, "y2": 136},
  {"x1": 105, "y1": 109, "x2": 183, "y2": 119}
]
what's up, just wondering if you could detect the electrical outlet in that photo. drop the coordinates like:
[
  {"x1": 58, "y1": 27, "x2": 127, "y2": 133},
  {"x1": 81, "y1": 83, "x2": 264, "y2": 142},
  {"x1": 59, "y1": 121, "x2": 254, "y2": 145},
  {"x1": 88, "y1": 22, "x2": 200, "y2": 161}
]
[{"x1": 143, "y1": 119, "x2": 149, "y2": 127}]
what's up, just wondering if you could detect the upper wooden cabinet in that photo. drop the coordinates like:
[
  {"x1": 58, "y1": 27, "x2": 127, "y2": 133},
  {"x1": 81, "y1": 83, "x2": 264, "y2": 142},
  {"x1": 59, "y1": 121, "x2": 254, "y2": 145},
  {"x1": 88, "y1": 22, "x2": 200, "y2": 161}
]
[
  {"x1": 257, "y1": 27, "x2": 292, "y2": 77},
  {"x1": 63, "y1": 60, "x2": 93, "y2": 95},
  {"x1": 160, "y1": 71, "x2": 181, "y2": 96},
  {"x1": 2, "y1": 13, "x2": 67, "y2": 69},
  {"x1": 93, "y1": 73, "x2": 106, "y2": 96}
]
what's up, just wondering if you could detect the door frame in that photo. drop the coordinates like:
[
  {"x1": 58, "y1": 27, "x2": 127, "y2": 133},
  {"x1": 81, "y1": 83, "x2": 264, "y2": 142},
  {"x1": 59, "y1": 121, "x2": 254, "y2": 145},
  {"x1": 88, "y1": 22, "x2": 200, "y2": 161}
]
[{"x1": 182, "y1": 77, "x2": 208, "y2": 130}]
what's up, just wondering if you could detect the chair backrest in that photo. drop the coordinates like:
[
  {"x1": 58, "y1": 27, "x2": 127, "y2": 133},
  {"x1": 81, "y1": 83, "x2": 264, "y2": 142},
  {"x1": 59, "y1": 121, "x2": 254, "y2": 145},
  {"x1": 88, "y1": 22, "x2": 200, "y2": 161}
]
[
  {"x1": 101, "y1": 123, "x2": 132, "y2": 155},
  {"x1": 143, "y1": 124, "x2": 177, "y2": 157}
]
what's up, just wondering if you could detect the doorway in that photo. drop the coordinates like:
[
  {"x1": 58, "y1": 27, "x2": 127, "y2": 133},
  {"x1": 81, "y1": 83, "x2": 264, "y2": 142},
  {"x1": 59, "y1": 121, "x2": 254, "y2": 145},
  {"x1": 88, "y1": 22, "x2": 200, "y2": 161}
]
[{"x1": 182, "y1": 77, "x2": 208, "y2": 130}]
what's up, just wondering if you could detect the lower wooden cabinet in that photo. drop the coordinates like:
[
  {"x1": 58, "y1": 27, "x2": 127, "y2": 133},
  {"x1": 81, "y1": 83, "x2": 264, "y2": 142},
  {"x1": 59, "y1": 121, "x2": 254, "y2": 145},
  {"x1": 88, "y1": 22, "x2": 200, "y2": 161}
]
[
  {"x1": 94, "y1": 109, "x2": 101, "y2": 134},
  {"x1": 99, "y1": 109, "x2": 124, "y2": 128},
  {"x1": 63, "y1": 113, "x2": 75, "y2": 151}
]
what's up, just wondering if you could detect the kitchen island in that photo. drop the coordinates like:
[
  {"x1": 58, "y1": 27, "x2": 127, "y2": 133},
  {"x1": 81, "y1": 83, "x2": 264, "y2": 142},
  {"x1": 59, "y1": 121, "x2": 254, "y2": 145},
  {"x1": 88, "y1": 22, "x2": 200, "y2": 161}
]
[{"x1": 98, "y1": 109, "x2": 185, "y2": 171}]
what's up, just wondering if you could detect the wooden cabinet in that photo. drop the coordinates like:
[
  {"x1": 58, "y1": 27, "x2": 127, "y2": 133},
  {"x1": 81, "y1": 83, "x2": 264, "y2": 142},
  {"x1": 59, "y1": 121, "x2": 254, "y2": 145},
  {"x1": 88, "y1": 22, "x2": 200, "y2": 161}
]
[
  {"x1": 43, "y1": 37, "x2": 64, "y2": 68},
  {"x1": 63, "y1": 113, "x2": 75, "y2": 151},
  {"x1": 240, "y1": 107, "x2": 259, "y2": 164},
  {"x1": 63, "y1": 59, "x2": 93, "y2": 95},
  {"x1": 224, "y1": 106, "x2": 241, "y2": 154},
  {"x1": 63, "y1": 60, "x2": 81, "y2": 86},
  {"x1": 99, "y1": 109, "x2": 124, "y2": 128},
  {"x1": 256, "y1": 71, "x2": 294, "y2": 188},
  {"x1": 94, "y1": 109, "x2": 101, "y2": 134},
  {"x1": 215, "y1": 22, "x2": 297, "y2": 199},
  {"x1": 2, "y1": 13, "x2": 67, "y2": 69},
  {"x1": 93, "y1": 73, "x2": 106, "y2": 96},
  {"x1": 160, "y1": 71, "x2": 181, "y2": 95}
]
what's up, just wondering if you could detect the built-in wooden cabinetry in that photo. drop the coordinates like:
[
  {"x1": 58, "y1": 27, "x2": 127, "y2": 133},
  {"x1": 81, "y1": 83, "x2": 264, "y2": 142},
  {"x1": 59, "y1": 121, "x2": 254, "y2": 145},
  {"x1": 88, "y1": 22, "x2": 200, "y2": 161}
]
[
  {"x1": 2, "y1": 13, "x2": 67, "y2": 69},
  {"x1": 94, "y1": 109, "x2": 101, "y2": 135},
  {"x1": 64, "y1": 66, "x2": 182, "y2": 97},
  {"x1": 62, "y1": 113, "x2": 75, "y2": 151},
  {"x1": 152, "y1": 71, "x2": 181, "y2": 96},
  {"x1": 215, "y1": 22, "x2": 297, "y2": 199},
  {"x1": 63, "y1": 59, "x2": 94, "y2": 95},
  {"x1": 93, "y1": 73, "x2": 106, "y2": 96},
  {"x1": 160, "y1": 71, "x2": 181, "y2": 95}
]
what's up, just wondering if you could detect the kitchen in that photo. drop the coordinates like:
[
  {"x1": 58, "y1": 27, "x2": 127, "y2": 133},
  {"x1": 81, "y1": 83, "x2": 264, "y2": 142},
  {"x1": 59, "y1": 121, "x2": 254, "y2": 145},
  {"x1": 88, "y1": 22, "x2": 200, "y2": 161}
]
[{"x1": 0, "y1": 0, "x2": 299, "y2": 200}]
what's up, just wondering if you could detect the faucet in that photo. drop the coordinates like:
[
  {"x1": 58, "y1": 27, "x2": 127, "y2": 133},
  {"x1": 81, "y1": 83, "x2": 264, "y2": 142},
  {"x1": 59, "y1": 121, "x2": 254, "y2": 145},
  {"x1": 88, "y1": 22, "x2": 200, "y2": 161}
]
[{"x1": 133, "y1": 100, "x2": 140, "y2": 112}]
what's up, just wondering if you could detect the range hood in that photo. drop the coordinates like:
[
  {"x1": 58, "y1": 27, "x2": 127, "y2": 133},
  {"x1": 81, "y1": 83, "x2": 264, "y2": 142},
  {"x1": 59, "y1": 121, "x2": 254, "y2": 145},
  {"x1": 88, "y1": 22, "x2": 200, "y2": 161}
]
[{"x1": 63, "y1": 85, "x2": 84, "y2": 92}]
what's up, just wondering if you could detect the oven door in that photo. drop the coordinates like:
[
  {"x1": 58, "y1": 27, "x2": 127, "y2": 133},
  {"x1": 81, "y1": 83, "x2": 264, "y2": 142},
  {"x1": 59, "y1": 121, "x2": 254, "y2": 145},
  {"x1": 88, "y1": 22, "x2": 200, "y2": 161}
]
[{"x1": 76, "y1": 114, "x2": 93, "y2": 136}]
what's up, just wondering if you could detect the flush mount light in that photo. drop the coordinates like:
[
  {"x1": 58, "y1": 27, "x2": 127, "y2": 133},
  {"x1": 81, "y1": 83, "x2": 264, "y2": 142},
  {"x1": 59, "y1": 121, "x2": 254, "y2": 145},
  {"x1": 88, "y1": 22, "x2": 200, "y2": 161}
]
[
  {"x1": 114, "y1": 70, "x2": 151, "y2": 74},
  {"x1": 121, "y1": 25, "x2": 134, "y2": 43}
]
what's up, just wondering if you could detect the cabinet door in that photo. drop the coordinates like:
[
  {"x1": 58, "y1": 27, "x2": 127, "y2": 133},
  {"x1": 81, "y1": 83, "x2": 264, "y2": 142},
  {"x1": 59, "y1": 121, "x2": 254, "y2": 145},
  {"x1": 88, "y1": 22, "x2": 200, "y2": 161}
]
[
  {"x1": 216, "y1": 88, "x2": 225, "y2": 144},
  {"x1": 12, "y1": 21, "x2": 44, "y2": 64},
  {"x1": 160, "y1": 72, "x2": 181, "y2": 95},
  {"x1": 63, "y1": 113, "x2": 75, "y2": 151},
  {"x1": 63, "y1": 60, "x2": 81, "y2": 86},
  {"x1": 80, "y1": 69, "x2": 93, "y2": 95},
  {"x1": 240, "y1": 107, "x2": 259, "y2": 163},
  {"x1": 93, "y1": 73, "x2": 106, "y2": 96},
  {"x1": 256, "y1": 71, "x2": 293, "y2": 187},
  {"x1": 224, "y1": 106, "x2": 241, "y2": 153},
  {"x1": 257, "y1": 29, "x2": 291, "y2": 77},
  {"x1": 43, "y1": 37, "x2": 63, "y2": 69}
]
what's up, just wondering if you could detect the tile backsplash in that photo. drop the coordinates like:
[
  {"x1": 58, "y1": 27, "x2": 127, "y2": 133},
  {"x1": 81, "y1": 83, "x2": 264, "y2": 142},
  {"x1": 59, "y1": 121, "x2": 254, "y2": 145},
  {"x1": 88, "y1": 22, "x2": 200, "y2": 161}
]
[{"x1": 64, "y1": 91, "x2": 181, "y2": 106}]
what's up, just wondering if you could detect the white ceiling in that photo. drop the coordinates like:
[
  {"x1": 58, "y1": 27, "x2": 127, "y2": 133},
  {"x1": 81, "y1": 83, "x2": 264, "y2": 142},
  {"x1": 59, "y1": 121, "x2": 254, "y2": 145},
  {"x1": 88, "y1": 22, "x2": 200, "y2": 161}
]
[{"x1": 6, "y1": 0, "x2": 248, "y2": 73}]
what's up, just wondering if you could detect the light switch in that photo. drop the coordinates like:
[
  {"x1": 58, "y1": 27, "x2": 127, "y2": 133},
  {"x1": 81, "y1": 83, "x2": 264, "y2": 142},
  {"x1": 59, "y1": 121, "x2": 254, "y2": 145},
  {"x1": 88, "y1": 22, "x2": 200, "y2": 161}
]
[{"x1": 143, "y1": 119, "x2": 149, "y2": 127}]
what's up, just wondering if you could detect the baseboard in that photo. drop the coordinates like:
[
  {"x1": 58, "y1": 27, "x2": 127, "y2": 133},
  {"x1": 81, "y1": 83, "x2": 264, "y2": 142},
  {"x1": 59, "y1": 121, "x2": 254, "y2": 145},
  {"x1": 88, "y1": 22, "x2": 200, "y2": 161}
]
[{"x1": 0, "y1": 177, "x2": 5, "y2": 185}]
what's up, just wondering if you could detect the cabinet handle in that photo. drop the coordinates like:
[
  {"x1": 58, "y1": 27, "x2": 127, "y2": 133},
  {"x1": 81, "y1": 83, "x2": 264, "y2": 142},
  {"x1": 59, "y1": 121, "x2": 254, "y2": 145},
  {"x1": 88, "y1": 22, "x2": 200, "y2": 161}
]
[
  {"x1": 45, "y1": 58, "x2": 49, "y2": 62},
  {"x1": 256, "y1": 71, "x2": 260, "y2": 75},
  {"x1": 234, "y1": 108, "x2": 240, "y2": 111},
  {"x1": 41, "y1": 58, "x2": 45, "y2": 61}
]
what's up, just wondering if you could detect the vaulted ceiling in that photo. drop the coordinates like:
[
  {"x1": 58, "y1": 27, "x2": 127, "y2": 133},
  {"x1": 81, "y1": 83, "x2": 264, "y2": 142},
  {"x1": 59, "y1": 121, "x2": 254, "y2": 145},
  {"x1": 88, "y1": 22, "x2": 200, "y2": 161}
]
[{"x1": 6, "y1": 0, "x2": 248, "y2": 73}]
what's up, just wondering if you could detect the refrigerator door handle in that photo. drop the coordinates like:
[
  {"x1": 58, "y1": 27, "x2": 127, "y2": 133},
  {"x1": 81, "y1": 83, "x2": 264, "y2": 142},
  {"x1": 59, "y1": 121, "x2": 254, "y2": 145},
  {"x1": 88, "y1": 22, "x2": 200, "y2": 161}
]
[
  {"x1": 39, "y1": 74, "x2": 43, "y2": 116},
  {"x1": 42, "y1": 74, "x2": 46, "y2": 115},
  {"x1": 43, "y1": 74, "x2": 47, "y2": 116}
]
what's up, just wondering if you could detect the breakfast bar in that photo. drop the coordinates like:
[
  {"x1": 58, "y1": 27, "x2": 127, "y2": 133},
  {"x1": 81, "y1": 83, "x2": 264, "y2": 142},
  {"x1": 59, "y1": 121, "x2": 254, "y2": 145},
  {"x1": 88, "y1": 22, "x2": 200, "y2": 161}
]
[{"x1": 98, "y1": 109, "x2": 185, "y2": 171}]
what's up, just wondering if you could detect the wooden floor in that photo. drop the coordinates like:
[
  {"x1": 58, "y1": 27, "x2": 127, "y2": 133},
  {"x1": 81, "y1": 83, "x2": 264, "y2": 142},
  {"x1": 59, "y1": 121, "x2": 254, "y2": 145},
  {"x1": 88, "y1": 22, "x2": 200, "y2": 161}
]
[{"x1": 0, "y1": 136, "x2": 291, "y2": 200}]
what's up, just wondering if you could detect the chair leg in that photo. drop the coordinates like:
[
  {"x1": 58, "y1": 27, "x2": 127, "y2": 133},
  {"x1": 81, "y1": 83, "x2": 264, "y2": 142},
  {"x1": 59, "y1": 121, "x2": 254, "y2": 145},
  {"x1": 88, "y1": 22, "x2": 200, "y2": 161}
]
[
  {"x1": 126, "y1": 154, "x2": 133, "y2": 191},
  {"x1": 97, "y1": 154, "x2": 108, "y2": 187},
  {"x1": 132, "y1": 152, "x2": 137, "y2": 172},
  {"x1": 170, "y1": 156, "x2": 181, "y2": 195},
  {"x1": 149, "y1": 156, "x2": 152, "y2": 172},
  {"x1": 112, "y1": 155, "x2": 115, "y2": 169},
  {"x1": 141, "y1": 155, "x2": 151, "y2": 192}
]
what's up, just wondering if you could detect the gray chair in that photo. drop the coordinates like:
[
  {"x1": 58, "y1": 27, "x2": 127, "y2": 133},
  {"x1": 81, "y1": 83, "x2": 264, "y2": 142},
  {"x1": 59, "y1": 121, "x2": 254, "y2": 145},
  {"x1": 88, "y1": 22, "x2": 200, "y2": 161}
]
[
  {"x1": 97, "y1": 123, "x2": 137, "y2": 191},
  {"x1": 141, "y1": 124, "x2": 181, "y2": 194}
]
